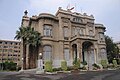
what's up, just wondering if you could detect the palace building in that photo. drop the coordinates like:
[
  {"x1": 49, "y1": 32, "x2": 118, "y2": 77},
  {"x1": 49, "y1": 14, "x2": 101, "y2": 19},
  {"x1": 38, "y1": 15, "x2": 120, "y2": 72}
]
[{"x1": 21, "y1": 7, "x2": 107, "y2": 70}]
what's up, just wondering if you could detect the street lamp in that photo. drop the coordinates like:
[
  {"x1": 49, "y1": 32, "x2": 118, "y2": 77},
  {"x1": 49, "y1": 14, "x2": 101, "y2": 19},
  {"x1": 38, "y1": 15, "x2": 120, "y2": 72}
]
[
  {"x1": 36, "y1": 53, "x2": 44, "y2": 74},
  {"x1": 38, "y1": 53, "x2": 42, "y2": 70},
  {"x1": 39, "y1": 53, "x2": 42, "y2": 59}
]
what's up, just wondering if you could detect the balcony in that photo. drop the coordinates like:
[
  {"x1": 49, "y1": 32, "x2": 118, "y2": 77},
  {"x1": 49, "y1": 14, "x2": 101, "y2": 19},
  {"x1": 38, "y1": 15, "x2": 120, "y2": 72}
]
[{"x1": 71, "y1": 34, "x2": 96, "y2": 41}]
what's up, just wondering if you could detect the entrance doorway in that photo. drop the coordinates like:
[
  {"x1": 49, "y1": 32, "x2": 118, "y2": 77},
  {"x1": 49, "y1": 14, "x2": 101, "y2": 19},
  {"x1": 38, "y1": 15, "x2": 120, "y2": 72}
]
[
  {"x1": 82, "y1": 41, "x2": 95, "y2": 70},
  {"x1": 72, "y1": 44, "x2": 77, "y2": 61}
]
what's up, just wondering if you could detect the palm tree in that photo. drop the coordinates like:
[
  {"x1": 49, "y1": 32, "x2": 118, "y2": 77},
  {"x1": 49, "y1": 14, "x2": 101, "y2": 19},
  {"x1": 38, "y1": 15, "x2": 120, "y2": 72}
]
[
  {"x1": 27, "y1": 28, "x2": 42, "y2": 69},
  {"x1": 15, "y1": 26, "x2": 42, "y2": 69},
  {"x1": 14, "y1": 26, "x2": 29, "y2": 69}
]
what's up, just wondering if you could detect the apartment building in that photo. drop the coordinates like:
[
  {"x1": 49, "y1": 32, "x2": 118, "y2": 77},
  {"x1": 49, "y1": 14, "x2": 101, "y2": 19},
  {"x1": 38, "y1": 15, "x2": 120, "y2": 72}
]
[{"x1": 0, "y1": 40, "x2": 21, "y2": 66}]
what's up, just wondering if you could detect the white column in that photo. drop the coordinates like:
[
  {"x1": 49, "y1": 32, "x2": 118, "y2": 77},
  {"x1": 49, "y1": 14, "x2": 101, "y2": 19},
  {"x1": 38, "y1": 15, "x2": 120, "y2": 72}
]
[
  {"x1": 26, "y1": 44, "x2": 29, "y2": 69},
  {"x1": 77, "y1": 44, "x2": 80, "y2": 58}
]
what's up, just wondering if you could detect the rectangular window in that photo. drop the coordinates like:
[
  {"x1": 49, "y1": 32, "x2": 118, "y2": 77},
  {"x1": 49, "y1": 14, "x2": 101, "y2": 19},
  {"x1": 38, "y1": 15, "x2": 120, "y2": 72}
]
[
  {"x1": 72, "y1": 27, "x2": 75, "y2": 36},
  {"x1": 4, "y1": 46, "x2": 8, "y2": 48},
  {"x1": 43, "y1": 25, "x2": 52, "y2": 37},
  {"x1": 64, "y1": 49, "x2": 69, "y2": 61},
  {"x1": 89, "y1": 30, "x2": 93, "y2": 36},
  {"x1": 0, "y1": 42, "x2": 2, "y2": 44},
  {"x1": 63, "y1": 27, "x2": 69, "y2": 40}
]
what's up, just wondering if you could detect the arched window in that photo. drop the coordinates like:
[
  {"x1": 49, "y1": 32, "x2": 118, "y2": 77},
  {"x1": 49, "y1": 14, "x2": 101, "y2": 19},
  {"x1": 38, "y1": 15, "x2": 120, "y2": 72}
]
[
  {"x1": 43, "y1": 25, "x2": 52, "y2": 37},
  {"x1": 43, "y1": 45, "x2": 52, "y2": 61},
  {"x1": 99, "y1": 48, "x2": 106, "y2": 59}
]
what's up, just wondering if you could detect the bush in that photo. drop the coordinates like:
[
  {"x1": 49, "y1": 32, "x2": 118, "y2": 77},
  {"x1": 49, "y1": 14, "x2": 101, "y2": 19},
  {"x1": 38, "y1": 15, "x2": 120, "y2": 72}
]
[
  {"x1": 9, "y1": 61, "x2": 17, "y2": 71},
  {"x1": 4, "y1": 61, "x2": 10, "y2": 70},
  {"x1": 81, "y1": 61, "x2": 87, "y2": 65},
  {"x1": 3, "y1": 61, "x2": 17, "y2": 71},
  {"x1": 67, "y1": 66, "x2": 74, "y2": 71},
  {"x1": 61, "y1": 60, "x2": 67, "y2": 71},
  {"x1": 73, "y1": 58, "x2": 80, "y2": 70},
  {"x1": 112, "y1": 60, "x2": 117, "y2": 67},
  {"x1": 53, "y1": 67, "x2": 62, "y2": 72},
  {"x1": 101, "y1": 60, "x2": 108, "y2": 68},
  {"x1": 92, "y1": 63, "x2": 100, "y2": 70},
  {"x1": 45, "y1": 61, "x2": 53, "y2": 72}
]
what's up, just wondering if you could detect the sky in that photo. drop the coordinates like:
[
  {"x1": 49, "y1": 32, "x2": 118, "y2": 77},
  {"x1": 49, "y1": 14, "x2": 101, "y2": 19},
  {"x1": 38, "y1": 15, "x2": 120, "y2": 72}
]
[{"x1": 0, "y1": 0, "x2": 120, "y2": 42}]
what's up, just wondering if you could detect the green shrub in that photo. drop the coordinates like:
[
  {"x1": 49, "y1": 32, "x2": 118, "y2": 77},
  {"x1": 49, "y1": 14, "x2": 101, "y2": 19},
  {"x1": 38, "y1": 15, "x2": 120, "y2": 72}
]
[
  {"x1": 61, "y1": 60, "x2": 67, "y2": 71},
  {"x1": 4, "y1": 61, "x2": 10, "y2": 70},
  {"x1": 53, "y1": 67, "x2": 62, "y2": 72},
  {"x1": 112, "y1": 60, "x2": 117, "y2": 67},
  {"x1": 73, "y1": 58, "x2": 80, "y2": 70},
  {"x1": 81, "y1": 61, "x2": 87, "y2": 65},
  {"x1": 3, "y1": 61, "x2": 17, "y2": 71},
  {"x1": 67, "y1": 66, "x2": 74, "y2": 71},
  {"x1": 101, "y1": 60, "x2": 108, "y2": 68},
  {"x1": 9, "y1": 61, "x2": 17, "y2": 71},
  {"x1": 45, "y1": 61, "x2": 53, "y2": 72},
  {"x1": 92, "y1": 63, "x2": 100, "y2": 69}
]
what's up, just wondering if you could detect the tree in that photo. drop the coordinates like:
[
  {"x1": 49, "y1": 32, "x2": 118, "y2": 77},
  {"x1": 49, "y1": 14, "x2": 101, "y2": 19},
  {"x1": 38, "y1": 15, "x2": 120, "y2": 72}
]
[
  {"x1": 105, "y1": 35, "x2": 119, "y2": 63},
  {"x1": 27, "y1": 28, "x2": 42, "y2": 69},
  {"x1": 15, "y1": 26, "x2": 42, "y2": 69},
  {"x1": 14, "y1": 26, "x2": 29, "y2": 69}
]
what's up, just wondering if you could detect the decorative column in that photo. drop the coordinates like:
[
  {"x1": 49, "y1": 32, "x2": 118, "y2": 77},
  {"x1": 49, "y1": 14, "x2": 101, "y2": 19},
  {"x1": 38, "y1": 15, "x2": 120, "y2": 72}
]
[
  {"x1": 80, "y1": 47, "x2": 83, "y2": 61},
  {"x1": 26, "y1": 44, "x2": 29, "y2": 69},
  {"x1": 77, "y1": 40, "x2": 81, "y2": 59},
  {"x1": 77, "y1": 43, "x2": 80, "y2": 59},
  {"x1": 94, "y1": 48, "x2": 97, "y2": 63}
]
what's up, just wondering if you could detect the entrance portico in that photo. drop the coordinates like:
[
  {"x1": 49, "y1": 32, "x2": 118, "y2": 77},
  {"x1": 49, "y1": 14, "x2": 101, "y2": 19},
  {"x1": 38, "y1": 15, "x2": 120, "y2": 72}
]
[
  {"x1": 82, "y1": 41, "x2": 95, "y2": 70},
  {"x1": 71, "y1": 40, "x2": 96, "y2": 70}
]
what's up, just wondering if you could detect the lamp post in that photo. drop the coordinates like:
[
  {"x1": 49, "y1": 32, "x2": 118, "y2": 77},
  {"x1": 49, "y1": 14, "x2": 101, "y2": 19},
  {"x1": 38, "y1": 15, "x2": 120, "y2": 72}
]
[
  {"x1": 39, "y1": 53, "x2": 42, "y2": 59},
  {"x1": 39, "y1": 53, "x2": 42, "y2": 70},
  {"x1": 21, "y1": 58, "x2": 24, "y2": 70},
  {"x1": 36, "y1": 53, "x2": 44, "y2": 74}
]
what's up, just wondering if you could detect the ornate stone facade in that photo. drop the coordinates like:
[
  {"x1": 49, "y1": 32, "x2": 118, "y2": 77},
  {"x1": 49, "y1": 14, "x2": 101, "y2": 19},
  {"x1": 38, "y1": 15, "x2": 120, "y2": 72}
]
[{"x1": 21, "y1": 7, "x2": 107, "y2": 69}]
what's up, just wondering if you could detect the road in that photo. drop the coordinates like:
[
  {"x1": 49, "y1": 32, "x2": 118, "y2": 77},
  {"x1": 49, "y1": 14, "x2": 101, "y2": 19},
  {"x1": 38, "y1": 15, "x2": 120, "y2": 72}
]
[{"x1": 0, "y1": 70, "x2": 120, "y2": 80}]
